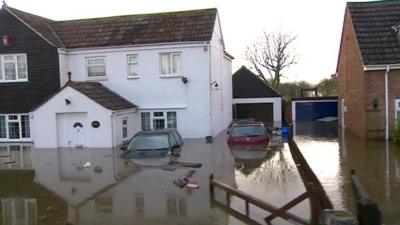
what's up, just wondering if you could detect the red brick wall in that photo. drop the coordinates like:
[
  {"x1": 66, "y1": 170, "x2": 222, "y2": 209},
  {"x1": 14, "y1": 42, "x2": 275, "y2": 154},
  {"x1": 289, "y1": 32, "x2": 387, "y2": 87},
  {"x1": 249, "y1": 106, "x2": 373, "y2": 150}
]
[
  {"x1": 337, "y1": 7, "x2": 366, "y2": 138},
  {"x1": 364, "y1": 70, "x2": 400, "y2": 139}
]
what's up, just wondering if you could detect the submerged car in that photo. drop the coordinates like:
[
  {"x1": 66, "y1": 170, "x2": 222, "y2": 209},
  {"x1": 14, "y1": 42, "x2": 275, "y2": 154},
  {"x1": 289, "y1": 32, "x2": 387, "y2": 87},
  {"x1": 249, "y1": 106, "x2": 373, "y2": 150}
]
[
  {"x1": 227, "y1": 121, "x2": 270, "y2": 148},
  {"x1": 121, "y1": 129, "x2": 183, "y2": 158}
]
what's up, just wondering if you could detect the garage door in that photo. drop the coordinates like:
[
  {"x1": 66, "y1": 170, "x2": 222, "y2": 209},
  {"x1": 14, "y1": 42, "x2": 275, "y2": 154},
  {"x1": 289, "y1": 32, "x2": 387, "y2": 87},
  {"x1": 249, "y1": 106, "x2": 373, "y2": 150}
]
[
  {"x1": 295, "y1": 101, "x2": 337, "y2": 122},
  {"x1": 234, "y1": 103, "x2": 273, "y2": 127},
  {"x1": 57, "y1": 113, "x2": 88, "y2": 148}
]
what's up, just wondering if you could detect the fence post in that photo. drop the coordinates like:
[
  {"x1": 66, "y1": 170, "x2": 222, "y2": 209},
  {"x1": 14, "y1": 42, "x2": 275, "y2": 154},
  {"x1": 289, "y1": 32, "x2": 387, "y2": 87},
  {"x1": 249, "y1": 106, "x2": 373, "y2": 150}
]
[{"x1": 209, "y1": 174, "x2": 215, "y2": 200}]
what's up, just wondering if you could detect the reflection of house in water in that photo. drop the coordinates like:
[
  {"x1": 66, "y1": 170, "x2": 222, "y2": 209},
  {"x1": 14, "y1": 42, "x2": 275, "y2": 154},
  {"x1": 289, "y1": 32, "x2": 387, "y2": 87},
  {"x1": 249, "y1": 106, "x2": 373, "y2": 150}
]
[
  {"x1": 0, "y1": 133, "x2": 236, "y2": 225},
  {"x1": 0, "y1": 143, "x2": 33, "y2": 170},
  {"x1": 31, "y1": 148, "x2": 138, "y2": 207},
  {"x1": 0, "y1": 169, "x2": 67, "y2": 225}
]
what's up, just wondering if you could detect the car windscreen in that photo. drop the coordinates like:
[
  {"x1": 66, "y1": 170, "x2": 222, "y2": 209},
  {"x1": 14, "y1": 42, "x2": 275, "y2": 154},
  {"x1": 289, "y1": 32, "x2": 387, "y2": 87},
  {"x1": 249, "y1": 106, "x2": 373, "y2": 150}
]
[
  {"x1": 128, "y1": 134, "x2": 169, "y2": 151},
  {"x1": 230, "y1": 125, "x2": 266, "y2": 137}
]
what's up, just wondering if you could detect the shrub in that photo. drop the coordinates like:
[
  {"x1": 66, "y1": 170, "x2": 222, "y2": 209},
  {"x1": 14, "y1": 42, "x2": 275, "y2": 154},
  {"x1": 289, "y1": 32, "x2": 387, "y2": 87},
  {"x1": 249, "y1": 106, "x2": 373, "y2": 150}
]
[{"x1": 393, "y1": 119, "x2": 400, "y2": 144}]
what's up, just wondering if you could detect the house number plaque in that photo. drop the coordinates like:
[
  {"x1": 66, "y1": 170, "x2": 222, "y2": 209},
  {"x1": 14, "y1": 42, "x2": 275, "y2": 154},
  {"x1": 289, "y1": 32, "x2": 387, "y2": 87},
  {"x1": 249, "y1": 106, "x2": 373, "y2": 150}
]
[{"x1": 91, "y1": 121, "x2": 100, "y2": 128}]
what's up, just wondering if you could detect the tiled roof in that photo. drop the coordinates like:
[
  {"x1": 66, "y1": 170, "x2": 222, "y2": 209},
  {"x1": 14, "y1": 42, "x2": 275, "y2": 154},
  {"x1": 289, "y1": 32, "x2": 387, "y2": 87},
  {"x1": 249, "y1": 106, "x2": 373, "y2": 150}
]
[
  {"x1": 348, "y1": 0, "x2": 400, "y2": 65},
  {"x1": 67, "y1": 82, "x2": 137, "y2": 110},
  {"x1": 232, "y1": 66, "x2": 281, "y2": 98},
  {"x1": 3, "y1": 5, "x2": 217, "y2": 48}
]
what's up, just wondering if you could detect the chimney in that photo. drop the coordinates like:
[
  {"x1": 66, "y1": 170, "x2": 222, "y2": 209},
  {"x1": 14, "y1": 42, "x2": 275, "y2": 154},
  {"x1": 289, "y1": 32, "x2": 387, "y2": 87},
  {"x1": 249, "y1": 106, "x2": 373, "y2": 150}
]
[{"x1": 67, "y1": 71, "x2": 72, "y2": 84}]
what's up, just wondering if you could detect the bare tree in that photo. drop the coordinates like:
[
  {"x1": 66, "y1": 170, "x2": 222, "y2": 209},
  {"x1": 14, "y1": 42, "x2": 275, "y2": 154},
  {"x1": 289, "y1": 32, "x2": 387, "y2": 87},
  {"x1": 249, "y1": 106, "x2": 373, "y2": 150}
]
[{"x1": 246, "y1": 31, "x2": 297, "y2": 89}]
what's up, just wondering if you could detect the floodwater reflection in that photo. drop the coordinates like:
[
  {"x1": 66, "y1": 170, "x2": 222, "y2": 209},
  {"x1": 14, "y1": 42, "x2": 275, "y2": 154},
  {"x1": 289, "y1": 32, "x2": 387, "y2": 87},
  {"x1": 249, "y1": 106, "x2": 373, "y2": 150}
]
[
  {"x1": 2, "y1": 123, "x2": 400, "y2": 225},
  {"x1": 0, "y1": 133, "x2": 237, "y2": 225},
  {"x1": 295, "y1": 121, "x2": 400, "y2": 225}
]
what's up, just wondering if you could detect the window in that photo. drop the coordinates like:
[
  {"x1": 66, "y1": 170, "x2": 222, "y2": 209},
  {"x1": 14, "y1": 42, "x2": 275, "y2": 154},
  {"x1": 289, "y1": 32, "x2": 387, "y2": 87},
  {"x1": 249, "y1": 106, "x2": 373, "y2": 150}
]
[
  {"x1": 160, "y1": 53, "x2": 181, "y2": 76},
  {"x1": 122, "y1": 118, "x2": 128, "y2": 140},
  {"x1": 0, "y1": 54, "x2": 28, "y2": 82},
  {"x1": 395, "y1": 100, "x2": 400, "y2": 120},
  {"x1": 140, "y1": 111, "x2": 177, "y2": 130},
  {"x1": 0, "y1": 115, "x2": 31, "y2": 141},
  {"x1": 86, "y1": 57, "x2": 106, "y2": 78},
  {"x1": 127, "y1": 55, "x2": 138, "y2": 78}
]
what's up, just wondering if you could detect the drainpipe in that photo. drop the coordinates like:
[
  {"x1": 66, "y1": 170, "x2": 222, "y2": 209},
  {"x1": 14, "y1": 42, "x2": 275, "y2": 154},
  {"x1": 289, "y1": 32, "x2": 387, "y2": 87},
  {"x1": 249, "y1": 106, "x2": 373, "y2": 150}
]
[{"x1": 385, "y1": 65, "x2": 390, "y2": 140}]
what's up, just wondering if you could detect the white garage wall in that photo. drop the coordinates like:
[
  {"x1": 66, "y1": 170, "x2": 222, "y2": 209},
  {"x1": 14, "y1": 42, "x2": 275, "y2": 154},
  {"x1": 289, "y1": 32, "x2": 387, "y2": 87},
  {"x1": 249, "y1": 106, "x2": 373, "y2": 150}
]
[{"x1": 32, "y1": 87, "x2": 113, "y2": 148}]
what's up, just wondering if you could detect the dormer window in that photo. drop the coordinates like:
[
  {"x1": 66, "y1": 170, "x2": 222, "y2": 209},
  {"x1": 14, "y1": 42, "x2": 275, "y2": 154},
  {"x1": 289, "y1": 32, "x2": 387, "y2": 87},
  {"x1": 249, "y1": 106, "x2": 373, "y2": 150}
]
[{"x1": 0, "y1": 54, "x2": 28, "y2": 82}]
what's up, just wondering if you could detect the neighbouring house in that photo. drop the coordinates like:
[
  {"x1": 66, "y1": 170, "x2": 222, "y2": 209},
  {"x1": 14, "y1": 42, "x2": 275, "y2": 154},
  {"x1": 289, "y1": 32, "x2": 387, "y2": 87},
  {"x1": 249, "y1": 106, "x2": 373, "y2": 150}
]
[
  {"x1": 232, "y1": 66, "x2": 282, "y2": 127},
  {"x1": 0, "y1": 3, "x2": 233, "y2": 148},
  {"x1": 337, "y1": 0, "x2": 400, "y2": 140}
]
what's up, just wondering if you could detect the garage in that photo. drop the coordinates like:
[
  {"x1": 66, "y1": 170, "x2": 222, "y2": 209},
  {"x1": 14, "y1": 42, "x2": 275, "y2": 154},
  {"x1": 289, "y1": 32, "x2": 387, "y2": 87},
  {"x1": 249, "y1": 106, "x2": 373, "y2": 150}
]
[
  {"x1": 232, "y1": 66, "x2": 282, "y2": 127},
  {"x1": 234, "y1": 103, "x2": 273, "y2": 126},
  {"x1": 32, "y1": 81, "x2": 139, "y2": 148},
  {"x1": 291, "y1": 97, "x2": 338, "y2": 122}
]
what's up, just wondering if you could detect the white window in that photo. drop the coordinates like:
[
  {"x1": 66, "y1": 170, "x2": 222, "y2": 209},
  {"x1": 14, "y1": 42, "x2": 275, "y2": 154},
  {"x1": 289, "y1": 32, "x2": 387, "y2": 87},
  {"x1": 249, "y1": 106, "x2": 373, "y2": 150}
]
[
  {"x1": 395, "y1": 100, "x2": 400, "y2": 120},
  {"x1": 140, "y1": 111, "x2": 177, "y2": 130},
  {"x1": 160, "y1": 53, "x2": 181, "y2": 76},
  {"x1": 86, "y1": 57, "x2": 106, "y2": 78},
  {"x1": 122, "y1": 118, "x2": 128, "y2": 140},
  {"x1": 0, "y1": 114, "x2": 31, "y2": 141},
  {"x1": 127, "y1": 55, "x2": 138, "y2": 78},
  {"x1": 0, "y1": 54, "x2": 28, "y2": 82}
]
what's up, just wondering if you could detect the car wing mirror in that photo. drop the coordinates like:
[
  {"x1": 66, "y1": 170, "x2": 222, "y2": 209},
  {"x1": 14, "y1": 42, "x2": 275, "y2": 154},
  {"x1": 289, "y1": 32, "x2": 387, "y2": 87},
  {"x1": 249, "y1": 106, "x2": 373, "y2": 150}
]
[{"x1": 120, "y1": 142, "x2": 129, "y2": 150}]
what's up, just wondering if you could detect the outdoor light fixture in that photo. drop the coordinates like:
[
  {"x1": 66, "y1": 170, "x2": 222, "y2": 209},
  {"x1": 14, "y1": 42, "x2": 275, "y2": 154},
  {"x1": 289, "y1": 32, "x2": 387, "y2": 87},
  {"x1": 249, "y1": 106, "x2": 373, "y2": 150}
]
[
  {"x1": 211, "y1": 81, "x2": 218, "y2": 88},
  {"x1": 181, "y1": 76, "x2": 188, "y2": 84},
  {"x1": 65, "y1": 99, "x2": 71, "y2": 105},
  {"x1": 2, "y1": 35, "x2": 10, "y2": 46},
  {"x1": 373, "y1": 98, "x2": 379, "y2": 109}
]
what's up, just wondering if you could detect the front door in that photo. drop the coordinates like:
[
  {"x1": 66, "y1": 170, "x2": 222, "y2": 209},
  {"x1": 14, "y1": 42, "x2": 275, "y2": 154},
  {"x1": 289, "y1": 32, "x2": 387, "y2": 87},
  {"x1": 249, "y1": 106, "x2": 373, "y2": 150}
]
[{"x1": 57, "y1": 113, "x2": 87, "y2": 148}]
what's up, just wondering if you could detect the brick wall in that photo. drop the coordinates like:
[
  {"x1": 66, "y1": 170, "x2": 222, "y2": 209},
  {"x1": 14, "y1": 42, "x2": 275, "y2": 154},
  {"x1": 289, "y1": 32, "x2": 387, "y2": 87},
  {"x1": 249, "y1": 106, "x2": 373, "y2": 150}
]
[{"x1": 337, "y1": 7, "x2": 366, "y2": 138}]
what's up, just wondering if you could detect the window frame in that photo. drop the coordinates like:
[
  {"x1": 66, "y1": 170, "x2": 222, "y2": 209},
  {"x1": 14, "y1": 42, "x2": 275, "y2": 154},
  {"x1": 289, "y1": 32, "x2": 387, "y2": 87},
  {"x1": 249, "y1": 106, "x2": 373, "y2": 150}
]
[
  {"x1": 127, "y1": 54, "x2": 139, "y2": 78},
  {"x1": 395, "y1": 99, "x2": 400, "y2": 120},
  {"x1": 86, "y1": 56, "x2": 107, "y2": 79},
  {"x1": 0, "y1": 114, "x2": 32, "y2": 142},
  {"x1": 122, "y1": 117, "x2": 128, "y2": 141},
  {"x1": 140, "y1": 111, "x2": 178, "y2": 131},
  {"x1": 0, "y1": 54, "x2": 28, "y2": 83},
  {"x1": 159, "y1": 52, "x2": 181, "y2": 77}
]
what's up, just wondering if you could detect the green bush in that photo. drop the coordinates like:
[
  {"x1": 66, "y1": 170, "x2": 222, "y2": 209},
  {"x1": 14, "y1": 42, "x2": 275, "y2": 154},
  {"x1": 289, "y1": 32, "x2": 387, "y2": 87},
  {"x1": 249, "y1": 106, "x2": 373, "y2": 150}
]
[{"x1": 393, "y1": 119, "x2": 400, "y2": 144}]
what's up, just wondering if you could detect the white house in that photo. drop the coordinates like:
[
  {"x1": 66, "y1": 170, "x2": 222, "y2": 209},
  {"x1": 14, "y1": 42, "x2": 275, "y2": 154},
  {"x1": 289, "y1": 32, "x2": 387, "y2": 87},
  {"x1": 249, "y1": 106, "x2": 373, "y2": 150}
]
[{"x1": 0, "y1": 5, "x2": 233, "y2": 148}]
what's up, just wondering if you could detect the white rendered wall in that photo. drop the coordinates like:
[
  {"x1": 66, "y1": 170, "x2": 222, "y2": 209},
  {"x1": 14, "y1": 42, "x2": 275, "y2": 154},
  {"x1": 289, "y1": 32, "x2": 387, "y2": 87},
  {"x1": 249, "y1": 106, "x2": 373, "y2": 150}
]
[
  {"x1": 32, "y1": 87, "x2": 113, "y2": 148},
  {"x1": 209, "y1": 16, "x2": 233, "y2": 136},
  {"x1": 113, "y1": 111, "x2": 140, "y2": 145},
  {"x1": 58, "y1": 43, "x2": 212, "y2": 138}
]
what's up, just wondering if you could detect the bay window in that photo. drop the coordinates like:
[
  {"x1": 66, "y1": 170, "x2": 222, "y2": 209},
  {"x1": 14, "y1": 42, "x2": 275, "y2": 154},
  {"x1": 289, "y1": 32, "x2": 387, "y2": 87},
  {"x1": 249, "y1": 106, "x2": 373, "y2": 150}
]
[
  {"x1": 141, "y1": 111, "x2": 177, "y2": 130},
  {"x1": 0, "y1": 115, "x2": 31, "y2": 141},
  {"x1": 0, "y1": 54, "x2": 28, "y2": 82}
]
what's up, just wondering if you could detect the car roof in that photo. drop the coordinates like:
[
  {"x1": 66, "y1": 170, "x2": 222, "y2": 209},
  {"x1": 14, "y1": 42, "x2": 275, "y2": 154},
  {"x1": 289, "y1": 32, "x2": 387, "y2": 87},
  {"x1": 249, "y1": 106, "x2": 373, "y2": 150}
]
[{"x1": 136, "y1": 130, "x2": 172, "y2": 135}]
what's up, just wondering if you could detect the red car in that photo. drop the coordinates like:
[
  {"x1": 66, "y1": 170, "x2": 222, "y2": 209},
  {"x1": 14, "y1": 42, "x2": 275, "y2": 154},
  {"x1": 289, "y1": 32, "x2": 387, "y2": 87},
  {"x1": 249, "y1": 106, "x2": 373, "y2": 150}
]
[{"x1": 227, "y1": 122, "x2": 270, "y2": 147}]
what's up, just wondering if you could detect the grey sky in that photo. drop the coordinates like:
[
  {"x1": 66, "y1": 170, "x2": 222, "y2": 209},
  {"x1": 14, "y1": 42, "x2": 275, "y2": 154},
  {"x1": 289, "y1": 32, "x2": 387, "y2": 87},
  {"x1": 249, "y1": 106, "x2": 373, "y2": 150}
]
[{"x1": 3, "y1": 0, "x2": 368, "y2": 83}]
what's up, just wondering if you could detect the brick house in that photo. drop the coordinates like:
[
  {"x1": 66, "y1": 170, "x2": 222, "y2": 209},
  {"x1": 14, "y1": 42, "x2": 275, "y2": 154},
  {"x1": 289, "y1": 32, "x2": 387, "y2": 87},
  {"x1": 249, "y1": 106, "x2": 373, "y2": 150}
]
[{"x1": 337, "y1": 0, "x2": 400, "y2": 140}]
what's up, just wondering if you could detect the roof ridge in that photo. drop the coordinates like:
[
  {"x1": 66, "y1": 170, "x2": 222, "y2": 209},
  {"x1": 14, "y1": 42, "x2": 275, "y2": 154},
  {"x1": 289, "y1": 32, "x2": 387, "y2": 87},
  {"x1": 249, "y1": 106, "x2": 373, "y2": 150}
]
[{"x1": 53, "y1": 8, "x2": 217, "y2": 23}]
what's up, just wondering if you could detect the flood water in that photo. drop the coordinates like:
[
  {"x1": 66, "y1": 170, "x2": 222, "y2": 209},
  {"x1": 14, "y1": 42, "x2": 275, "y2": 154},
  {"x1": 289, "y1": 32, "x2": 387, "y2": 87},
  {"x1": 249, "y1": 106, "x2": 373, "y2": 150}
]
[{"x1": 0, "y1": 122, "x2": 399, "y2": 225}]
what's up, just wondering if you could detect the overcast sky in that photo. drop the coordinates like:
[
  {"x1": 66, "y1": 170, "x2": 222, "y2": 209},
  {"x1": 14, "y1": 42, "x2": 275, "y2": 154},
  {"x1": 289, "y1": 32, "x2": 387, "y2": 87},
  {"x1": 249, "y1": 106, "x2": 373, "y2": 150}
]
[{"x1": 3, "y1": 0, "x2": 369, "y2": 83}]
